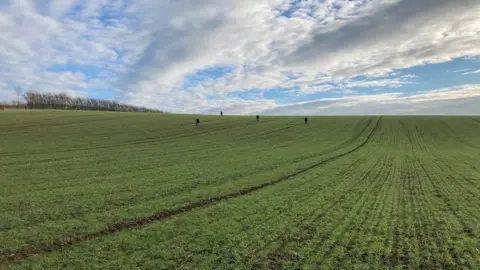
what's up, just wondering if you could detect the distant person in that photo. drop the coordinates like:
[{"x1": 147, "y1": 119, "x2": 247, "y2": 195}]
[
  {"x1": 196, "y1": 118, "x2": 200, "y2": 128},
  {"x1": 304, "y1": 117, "x2": 308, "y2": 124},
  {"x1": 256, "y1": 115, "x2": 260, "y2": 121},
  {"x1": 220, "y1": 111, "x2": 223, "y2": 116}
]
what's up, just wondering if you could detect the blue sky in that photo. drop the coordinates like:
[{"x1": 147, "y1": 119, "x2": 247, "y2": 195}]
[{"x1": 0, "y1": 0, "x2": 479, "y2": 115}]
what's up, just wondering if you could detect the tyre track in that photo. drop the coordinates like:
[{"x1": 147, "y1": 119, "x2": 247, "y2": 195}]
[
  {"x1": 0, "y1": 119, "x2": 374, "y2": 223},
  {"x1": 417, "y1": 163, "x2": 468, "y2": 267},
  {"x1": 261, "y1": 156, "x2": 381, "y2": 267},
  {"x1": 312, "y1": 153, "x2": 391, "y2": 267},
  {"x1": 421, "y1": 144, "x2": 480, "y2": 221},
  {"x1": 1, "y1": 119, "x2": 378, "y2": 247},
  {"x1": 438, "y1": 119, "x2": 479, "y2": 149},
  {"x1": 383, "y1": 155, "x2": 404, "y2": 268},
  {"x1": 404, "y1": 123, "x2": 430, "y2": 268},
  {"x1": 416, "y1": 125, "x2": 479, "y2": 263},
  {"x1": 264, "y1": 143, "x2": 385, "y2": 267},
  {"x1": 259, "y1": 124, "x2": 298, "y2": 138},
  {"x1": 0, "y1": 118, "x2": 373, "y2": 221},
  {"x1": 1, "y1": 117, "x2": 383, "y2": 265},
  {"x1": 390, "y1": 166, "x2": 411, "y2": 267},
  {"x1": 1, "y1": 118, "x2": 341, "y2": 167},
  {"x1": 120, "y1": 118, "x2": 282, "y2": 147},
  {"x1": 411, "y1": 161, "x2": 450, "y2": 268},
  {"x1": 334, "y1": 156, "x2": 394, "y2": 267},
  {"x1": 2, "y1": 118, "x2": 280, "y2": 158},
  {"x1": 406, "y1": 126, "x2": 441, "y2": 268},
  {"x1": 404, "y1": 160, "x2": 423, "y2": 268},
  {"x1": 1, "y1": 115, "x2": 130, "y2": 130},
  {"x1": 468, "y1": 117, "x2": 480, "y2": 126},
  {"x1": 174, "y1": 157, "x2": 367, "y2": 268},
  {"x1": 377, "y1": 155, "x2": 402, "y2": 268}
]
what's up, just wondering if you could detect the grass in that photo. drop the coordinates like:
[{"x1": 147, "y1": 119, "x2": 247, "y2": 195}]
[{"x1": 1, "y1": 110, "x2": 480, "y2": 269}]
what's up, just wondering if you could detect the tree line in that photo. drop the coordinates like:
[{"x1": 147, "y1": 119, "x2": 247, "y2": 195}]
[{"x1": 8, "y1": 90, "x2": 164, "y2": 113}]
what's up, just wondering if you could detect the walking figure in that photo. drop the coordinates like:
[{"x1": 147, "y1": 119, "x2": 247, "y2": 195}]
[
  {"x1": 220, "y1": 111, "x2": 223, "y2": 116},
  {"x1": 256, "y1": 115, "x2": 260, "y2": 121},
  {"x1": 196, "y1": 118, "x2": 200, "y2": 128},
  {"x1": 304, "y1": 117, "x2": 308, "y2": 124}
]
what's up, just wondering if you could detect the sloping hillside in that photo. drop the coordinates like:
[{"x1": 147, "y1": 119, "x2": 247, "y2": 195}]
[{"x1": 1, "y1": 111, "x2": 480, "y2": 269}]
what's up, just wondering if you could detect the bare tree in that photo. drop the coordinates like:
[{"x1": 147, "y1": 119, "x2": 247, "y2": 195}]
[{"x1": 22, "y1": 90, "x2": 164, "y2": 113}]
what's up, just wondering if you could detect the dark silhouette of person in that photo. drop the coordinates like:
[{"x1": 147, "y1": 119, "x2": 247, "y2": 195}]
[
  {"x1": 220, "y1": 111, "x2": 223, "y2": 116},
  {"x1": 256, "y1": 115, "x2": 260, "y2": 121},
  {"x1": 304, "y1": 117, "x2": 308, "y2": 124},
  {"x1": 196, "y1": 118, "x2": 200, "y2": 127}
]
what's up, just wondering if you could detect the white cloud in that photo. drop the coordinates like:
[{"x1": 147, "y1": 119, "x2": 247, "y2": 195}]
[
  {"x1": 344, "y1": 75, "x2": 416, "y2": 89},
  {"x1": 125, "y1": 87, "x2": 277, "y2": 115},
  {"x1": 461, "y1": 69, "x2": 480, "y2": 75},
  {"x1": 47, "y1": 0, "x2": 78, "y2": 18},
  {"x1": 0, "y1": 0, "x2": 479, "y2": 114},
  {"x1": 0, "y1": 0, "x2": 145, "y2": 97},
  {"x1": 115, "y1": 0, "x2": 479, "y2": 112},
  {"x1": 281, "y1": 0, "x2": 480, "y2": 77},
  {"x1": 453, "y1": 68, "x2": 471, "y2": 73},
  {"x1": 262, "y1": 84, "x2": 480, "y2": 115}
]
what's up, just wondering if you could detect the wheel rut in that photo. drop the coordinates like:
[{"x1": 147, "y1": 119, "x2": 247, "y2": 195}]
[{"x1": 1, "y1": 117, "x2": 382, "y2": 265}]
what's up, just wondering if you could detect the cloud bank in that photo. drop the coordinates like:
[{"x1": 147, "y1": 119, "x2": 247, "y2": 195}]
[{"x1": 0, "y1": 0, "x2": 479, "y2": 114}]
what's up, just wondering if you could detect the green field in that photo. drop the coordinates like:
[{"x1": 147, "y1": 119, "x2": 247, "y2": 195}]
[{"x1": 1, "y1": 111, "x2": 480, "y2": 269}]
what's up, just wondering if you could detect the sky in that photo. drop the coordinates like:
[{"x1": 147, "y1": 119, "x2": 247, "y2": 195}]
[{"x1": 0, "y1": 0, "x2": 479, "y2": 115}]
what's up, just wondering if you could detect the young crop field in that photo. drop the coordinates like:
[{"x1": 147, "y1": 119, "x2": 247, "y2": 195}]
[{"x1": 1, "y1": 111, "x2": 480, "y2": 269}]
